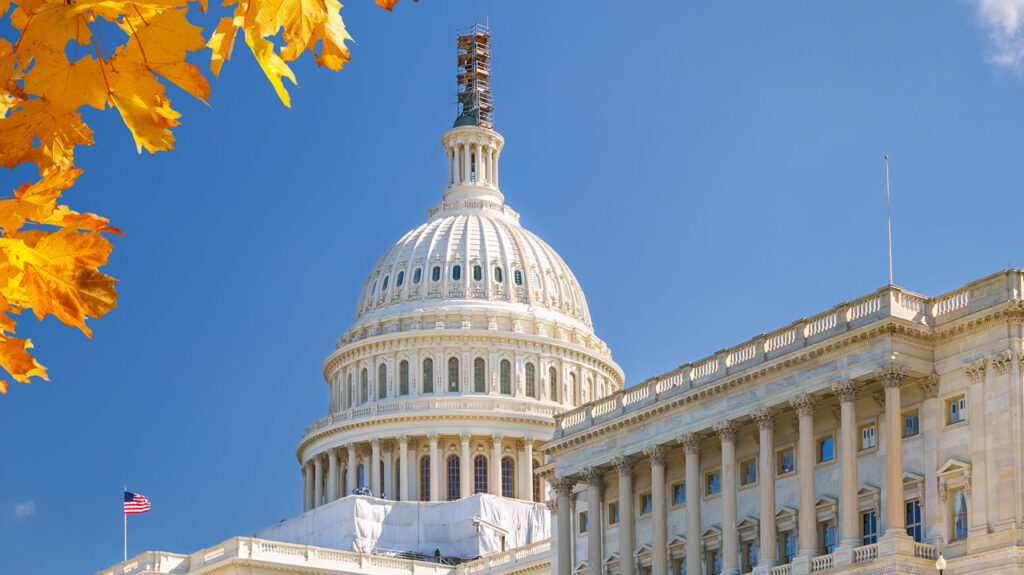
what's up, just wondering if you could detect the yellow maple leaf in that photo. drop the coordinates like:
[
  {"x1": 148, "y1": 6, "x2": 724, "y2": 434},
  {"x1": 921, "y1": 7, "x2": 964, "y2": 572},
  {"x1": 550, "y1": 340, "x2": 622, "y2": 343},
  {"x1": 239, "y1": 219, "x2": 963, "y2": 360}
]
[
  {"x1": 0, "y1": 334, "x2": 48, "y2": 384},
  {"x1": 245, "y1": 32, "x2": 297, "y2": 107},
  {"x1": 0, "y1": 167, "x2": 81, "y2": 231},
  {"x1": 118, "y1": 7, "x2": 211, "y2": 103},
  {"x1": 0, "y1": 99, "x2": 94, "y2": 172},
  {"x1": 207, "y1": 16, "x2": 238, "y2": 77},
  {"x1": 22, "y1": 50, "x2": 109, "y2": 112},
  {"x1": 106, "y1": 57, "x2": 181, "y2": 153}
]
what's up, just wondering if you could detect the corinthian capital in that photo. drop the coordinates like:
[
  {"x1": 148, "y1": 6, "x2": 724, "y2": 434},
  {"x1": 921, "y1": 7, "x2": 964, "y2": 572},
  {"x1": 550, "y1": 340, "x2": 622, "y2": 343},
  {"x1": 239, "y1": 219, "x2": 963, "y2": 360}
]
[
  {"x1": 612, "y1": 456, "x2": 633, "y2": 476},
  {"x1": 920, "y1": 374, "x2": 939, "y2": 399},
  {"x1": 831, "y1": 381, "x2": 860, "y2": 403},
  {"x1": 581, "y1": 467, "x2": 603, "y2": 487},
  {"x1": 643, "y1": 445, "x2": 666, "y2": 465},
  {"x1": 491, "y1": 433, "x2": 504, "y2": 445},
  {"x1": 459, "y1": 432, "x2": 472, "y2": 443},
  {"x1": 397, "y1": 435, "x2": 409, "y2": 447},
  {"x1": 965, "y1": 358, "x2": 988, "y2": 385},
  {"x1": 789, "y1": 393, "x2": 817, "y2": 418},
  {"x1": 677, "y1": 433, "x2": 701, "y2": 455},
  {"x1": 713, "y1": 420, "x2": 738, "y2": 443},
  {"x1": 426, "y1": 432, "x2": 440, "y2": 443},
  {"x1": 991, "y1": 350, "x2": 1014, "y2": 376},
  {"x1": 879, "y1": 363, "x2": 908, "y2": 389},
  {"x1": 551, "y1": 476, "x2": 576, "y2": 496},
  {"x1": 751, "y1": 407, "x2": 776, "y2": 430}
]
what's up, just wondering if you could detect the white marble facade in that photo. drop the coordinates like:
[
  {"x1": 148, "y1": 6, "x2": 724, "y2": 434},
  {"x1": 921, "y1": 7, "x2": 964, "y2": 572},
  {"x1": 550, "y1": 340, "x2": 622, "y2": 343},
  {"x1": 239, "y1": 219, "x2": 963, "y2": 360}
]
[{"x1": 542, "y1": 270, "x2": 1024, "y2": 575}]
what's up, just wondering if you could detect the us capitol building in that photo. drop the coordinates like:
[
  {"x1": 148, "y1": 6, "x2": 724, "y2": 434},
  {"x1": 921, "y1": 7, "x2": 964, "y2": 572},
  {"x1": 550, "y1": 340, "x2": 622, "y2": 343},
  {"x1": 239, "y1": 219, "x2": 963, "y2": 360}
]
[{"x1": 98, "y1": 25, "x2": 1024, "y2": 575}]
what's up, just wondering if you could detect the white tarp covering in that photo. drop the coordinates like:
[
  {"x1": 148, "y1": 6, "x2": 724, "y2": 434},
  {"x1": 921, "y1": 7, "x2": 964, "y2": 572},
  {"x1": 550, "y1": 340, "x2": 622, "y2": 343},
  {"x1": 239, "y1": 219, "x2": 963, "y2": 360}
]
[{"x1": 255, "y1": 494, "x2": 549, "y2": 560}]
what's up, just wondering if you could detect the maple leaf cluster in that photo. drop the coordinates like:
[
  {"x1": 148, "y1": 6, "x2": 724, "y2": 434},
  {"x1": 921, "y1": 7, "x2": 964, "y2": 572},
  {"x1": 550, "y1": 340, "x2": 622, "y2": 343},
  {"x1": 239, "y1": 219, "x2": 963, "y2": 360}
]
[{"x1": 0, "y1": 0, "x2": 410, "y2": 394}]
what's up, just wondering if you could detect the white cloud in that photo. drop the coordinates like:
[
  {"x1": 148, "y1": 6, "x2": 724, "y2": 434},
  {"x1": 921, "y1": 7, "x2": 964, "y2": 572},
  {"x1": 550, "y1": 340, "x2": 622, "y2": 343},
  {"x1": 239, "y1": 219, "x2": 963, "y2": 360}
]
[
  {"x1": 13, "y1": 500, "x2": 35, "y2": 517},
  {"x1": 970, "y1": 0, "x2": 1024, "y2": 73}
]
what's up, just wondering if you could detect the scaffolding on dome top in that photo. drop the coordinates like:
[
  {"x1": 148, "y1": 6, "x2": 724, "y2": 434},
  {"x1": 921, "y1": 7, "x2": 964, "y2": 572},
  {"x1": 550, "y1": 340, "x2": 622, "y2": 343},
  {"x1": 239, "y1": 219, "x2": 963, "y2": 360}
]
[{"x1": 454, "y1": 23, "x2": 494, "y2": 130}]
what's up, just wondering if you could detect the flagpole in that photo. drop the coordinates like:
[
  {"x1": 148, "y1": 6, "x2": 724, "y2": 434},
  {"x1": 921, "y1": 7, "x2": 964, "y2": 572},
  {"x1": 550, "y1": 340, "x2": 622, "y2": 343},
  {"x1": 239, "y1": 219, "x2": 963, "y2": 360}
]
[
  {"x1": 123, "y1": 484, "x2": 127, "y2": 563},
  {"x1": 884, "y1": 155, "x2": 893, "y2": 285}
]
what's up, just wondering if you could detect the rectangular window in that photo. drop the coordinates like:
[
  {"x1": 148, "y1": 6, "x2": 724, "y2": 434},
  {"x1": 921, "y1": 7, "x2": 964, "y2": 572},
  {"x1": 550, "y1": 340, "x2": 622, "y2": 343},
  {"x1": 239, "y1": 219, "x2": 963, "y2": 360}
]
[
  {"x1": 740, "y1": 458, "x2": 757, "y2": 486},
  {"x1": 706, "y1": 470, "x2": 721, "y2": 495},
  {"x1": 579, "y1": 511, "x2": 588, "y2": 534},
  {"x1": 639, "y1": 492, "x2": 653, "y2": 515},
  {"x1": 742, "y1": 540, "x2": 758, "y2": 573},
  {"x1": 948, "y1": 395, "x2": 967, "y2": 425},
  {"x1": 951, "y1": 486, "x2": 968, "y2": 540},
  {"x1": 674, "y1": 559, "x2": 686, "y2": 575},
  {"x1": 859, "y1": 423, "x2": 877, "y2": 450},
  {"x1": 906, "y1": 500, "x2": 922, "y2": 542},
  {"x1": 608, "y1": 501, "x2": 619, "y2": 525},
  {"x1": 706, "y1": 550, "x2": 721, "y2": 575},
  {"x1": 818, "y1": 435, "x2": 835, "y2": 463},
  {"x1": 672, "y1": 482, "x2": 686, "y2": 505},
  {"x1": 903, "y1": 409, "x2": 920, "y2": 438},
  {"x1": 818, "y1": 520, "x2": 837, "y2": 555},
  {"x1": 777, "y1": 448, "x2": 796, "y2": 475},
  {"x1": 780, "y1": 530, "x2": 797, "y2": 563},
  {"x1": 861, "y1": 511, "x2": 878, "y2": 545}
]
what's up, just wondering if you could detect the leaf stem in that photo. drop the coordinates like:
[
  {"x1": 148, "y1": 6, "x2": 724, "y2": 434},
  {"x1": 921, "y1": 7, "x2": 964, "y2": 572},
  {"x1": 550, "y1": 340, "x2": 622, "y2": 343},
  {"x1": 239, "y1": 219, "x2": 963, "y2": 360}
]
[{"x1": 124, "y1": 12, "x2": 148, "y2": 67}]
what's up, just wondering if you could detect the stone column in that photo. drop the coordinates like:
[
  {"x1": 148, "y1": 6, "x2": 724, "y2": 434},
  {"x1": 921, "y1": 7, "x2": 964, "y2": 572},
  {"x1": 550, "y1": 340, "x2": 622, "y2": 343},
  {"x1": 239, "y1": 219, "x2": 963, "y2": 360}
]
[
  {"x1": 313, "y1": 454, "x2": 324, "y2": 508},
  {"x1": 491, "y1": 433, "x2": 504, "y2": 496},
  {"x1": 583, "y1": 467, "x2": 604, "y2": 575},
  {"x1": 613, "y1": 457, "x2": 634, "y2": 575},
  {"x1": 680, "y1": 434, "x2": 701, "y2": 575},
  {"x1": 524, "y1": 437, "x2": 536, "y2": 501},
  {"x1": 303, "y1": 462, "x2": 313, "y2": 511},
  {"x1": 553, "y1": 477, "x2": 575, "y2": 575},
  {"x1": 920, "y1": 376, "x2": 942, "y2": 546},
  {"x1": 965, "y1": 359, "x2": 990, "y2": 535},
  {"x1": 346, "y1": 443, "x2": 357, "y2": 495},
  {"x1": 475, "y1": 143, "x2": 484, "y2": 183},
  {"x1": 791, "y1": 393, "x2": 818, "y2": 560},
  {"x1": 428, "y1": 432, "x2": 440, "y2": 502},
  {"x1": 398, "y1": 435, "x2": 410, "y2": 502},
  {"x1": 752, "y1": 407, "x2": 778, "y2": 568},
  {"x1": 363, "y1": 452, "x2": 371, "y2": 488},
  {"x1": 832, "y1": 381, "x2": 860, "y2": 558},
  {"x1": 715, "y1": 421, "x2": 740, "y2": 575},
  {"x1": 463, "y1": 144, "x2": 470, "y2": 183},
  {"x1": 881, "y1": 364, "x2": 908, "y2": 538},
  {"x1": 644, "y1": 445, "x2": 667, "y2": 575},
  {"x1": 460, "y1": 433, "x2": 472, "y2": 498},
  {"x1": 447, "y1": 148, "x2": 454, "y2": 185},
  {"x1": 327, "y1": 449, "x2": 339, "y2": 502},
  {"x1": 370, "y1": 438, "x2": 381, "y2": 497},
  {"x1": 383, "y1": 444, "x2": 394, "y2": 500}
]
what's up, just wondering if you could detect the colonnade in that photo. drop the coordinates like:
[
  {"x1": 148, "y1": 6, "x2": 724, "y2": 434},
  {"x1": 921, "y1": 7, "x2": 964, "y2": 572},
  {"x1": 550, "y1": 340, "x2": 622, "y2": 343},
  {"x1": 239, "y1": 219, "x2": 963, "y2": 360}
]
[
  {"x1": 302, "y1": 433, "x2": 542, "y2": 511},
  {"x1": 447, "y1": 140, "x2": 499, "y2": 188},
  {"x1": 551, "y1": 365, "x2": 938, "y2": 575}
]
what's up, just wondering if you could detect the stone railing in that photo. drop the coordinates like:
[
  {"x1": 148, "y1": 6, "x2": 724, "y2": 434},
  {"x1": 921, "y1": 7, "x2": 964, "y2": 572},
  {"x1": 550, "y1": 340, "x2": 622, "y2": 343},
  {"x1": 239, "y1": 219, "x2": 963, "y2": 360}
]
[
  {"x1": 305, "y1": 395, "x2": 562, "y2": 438},
  {"x1": 95, "y1": 537, "x2": 457, "y2": 575},
  {"x1": 853, "y1": 543, "x2": 878, "y2": 563},
  {"x1": 769, "y1": 564, "x2": 792, "y2": 575},
  {"x1": 457, "y1": 539, "x2": 551, "y2": 575},
  {"x1": 809, "y1": 553, "x2": 834, "y2": 572},
  {"x1": 553, "y1": 270, "x2": 1024, "y2": 437},
  {"x1": 914, "y1": 542, "x2": 938, "y2": 560}
]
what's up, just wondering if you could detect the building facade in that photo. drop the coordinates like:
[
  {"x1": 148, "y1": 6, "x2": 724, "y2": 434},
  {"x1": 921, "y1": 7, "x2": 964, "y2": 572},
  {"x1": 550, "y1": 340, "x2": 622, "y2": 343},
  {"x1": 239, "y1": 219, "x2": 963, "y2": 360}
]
[{"x1": 541, "y1": 270, "x2": 1024, "y2": 575}]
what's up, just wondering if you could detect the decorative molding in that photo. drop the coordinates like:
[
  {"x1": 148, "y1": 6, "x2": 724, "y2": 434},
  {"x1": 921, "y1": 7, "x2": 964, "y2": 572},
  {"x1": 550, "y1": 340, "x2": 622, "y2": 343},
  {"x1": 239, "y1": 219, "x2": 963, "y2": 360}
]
[
  {"x1": 612, "y1": 456, "x2": 633, "y2": 476},
  {"x1": 713, "y1": 420, "x2": 738, "y2": 443},
  {"x1": 581, "y1": 467, "x2": 603, "y2": 487},
  {"x1": 965, "y1": 358, "x2": 988, "y2": 385},
  {"x1": 459, "y1": 432, "x2": 472, "y2": 443},
  {"x1": 920, "y1": 374, "x2": 939, "y2": 399},
  {"x1": 643, "y1": 445, "x2": 666, "y2": 464},
  {"x1": 551, "y1": 476, "x2": 576, "y2": 496},
  {"x1": 831, "y1": 380, "x2": 860, "y2": 403},
  {"x1": 492, "y1": 433, "x2": 504, "y2": 445},
  {"x1": 426, "y1": 432, "x2": 440, "y2": 443},
  {"x1": 879, "y1": 362, "x2": 907, "y2": 389},
  {"x1": 789, "y1": 393, "x2": 817, "y2": 418},
  {"x1": 678, "y1": 433, "x2": 701, "y2": 455},
  {"x1": 751, "y1": 407, "x2": 776, "y2": 430}
]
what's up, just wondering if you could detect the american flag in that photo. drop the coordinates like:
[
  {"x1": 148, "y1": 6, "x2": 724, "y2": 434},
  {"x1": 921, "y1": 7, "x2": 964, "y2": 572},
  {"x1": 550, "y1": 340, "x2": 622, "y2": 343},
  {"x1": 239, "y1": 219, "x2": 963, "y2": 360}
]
[{"x1": 123, "y1": 491, "x2": 151, "y2": 514}]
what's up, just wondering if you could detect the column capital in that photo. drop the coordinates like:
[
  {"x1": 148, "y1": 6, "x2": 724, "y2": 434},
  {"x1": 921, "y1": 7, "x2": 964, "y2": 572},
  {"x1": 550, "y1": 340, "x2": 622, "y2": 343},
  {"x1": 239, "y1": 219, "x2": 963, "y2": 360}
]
[
  {"x1": 491, "y1": 432, "x2": 504, "y2": 444},
  {"x1": 397, "y1": 434, "x2": 409, "y2": 447},
  {"x1": 581, "y1": 467, "x2": 604, "y2": 487},
  {"x1": 751, "y1": 407, "x2": 776, "y2": 429},
  {"x1": 713, "y1": 420, "x2": 738, "y2": 442},
  {"x1": 459, "y1": 432, "x2": 472, "y2": 443},
  {"x1": 551, "y1": 476, "x2": 576, "y2": 496},
  {"x1": 523, "y1": 435, "x2": 535, "y2": 448},
  {"x1": 328, "y1": 449, "x2": 339, "y2": 461},
  {"x1": 920, "y1": 374, "x2": 939, "y2": 399},
  {"x1": 965, "y1": 358, "x2": 988, "y2": 384},
  {"x1": 831, "y1": 380, "x2": 860, "y2": 403},
  {"x1": 879, "y1": 362, "x2": 908, "y2": 389},
  {"x1": 677, "y1": 432, "x2": 701, "y2": 455},
  {"x1": 369, "y1": 438, "x2": 381, "y2": 448},
  {"x1": 426, "y1": 432, "x2": 440, "y2": 443},
  {"x1": 612, "y1": 456, "x2": 633, "y2": 476},
  {"x1": 644, "y1": 444, "x2": 666, "y2": 464},
  {"x1": 345, "y1": 442, "x2": 355, "y2": 451},
  {"x1": 992, "y1": 350, "x2": 1015, "y2": 376},
  {"x1": 546, "y1": 498, "x2": 558, "y2": 513},
  {"x1": 790, "y1": 393, "x2": 818, "y2": 417}
]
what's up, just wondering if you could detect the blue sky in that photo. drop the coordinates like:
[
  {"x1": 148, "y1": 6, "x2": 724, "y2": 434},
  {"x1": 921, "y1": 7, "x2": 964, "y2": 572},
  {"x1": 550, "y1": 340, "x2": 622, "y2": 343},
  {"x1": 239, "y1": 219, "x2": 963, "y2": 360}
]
[{"x1": 3, "y1": 1, "x2": 1024, "y2": 573}]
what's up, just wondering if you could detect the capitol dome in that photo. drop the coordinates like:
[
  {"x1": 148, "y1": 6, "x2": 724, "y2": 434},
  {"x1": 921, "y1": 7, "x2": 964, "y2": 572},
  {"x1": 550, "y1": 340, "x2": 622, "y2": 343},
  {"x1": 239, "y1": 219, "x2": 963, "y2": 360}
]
[{"x1": 297, "y1": 27, "x2": 621, "y2": 511}]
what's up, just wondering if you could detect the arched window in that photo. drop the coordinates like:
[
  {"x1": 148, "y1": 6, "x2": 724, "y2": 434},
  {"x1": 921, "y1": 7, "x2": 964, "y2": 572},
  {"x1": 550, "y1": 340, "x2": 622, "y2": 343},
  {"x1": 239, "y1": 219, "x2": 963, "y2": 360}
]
[
  {"x1": 378, "y1": 364, "x2": 387, "y2": 399},
  {"x1": 474, "y1": 358, "x2": 486, "y2": 393},
  {"x1": 473, "y1": 265, "x2": 482, "y2": 281},
  {"x1": 561, "y1": 281, "x2": 570, "y2": 301},
  {"x1": 357, "y1": 464, "x2": 365, "y2": 489},
  {"x1": 423, "y1": 358, "x2": 434, "y2": 393},
  {"x1": 447, "y1": 455, "x2": 461, "y2": 501},
  {"x1": 431, "y1": 266, "x2": 441, "y2": 282},
  {"x1": 413, "y1": 268, "x2": 422, "y2": 284},
  {"x1": 452, "y1": 265, "x2": 462, "y2": 281},
  {"x1": 525, "y1": 363, "x2": 536, "y2": 398},
  {"x1": 494, "y1": 267, "x2": 503, "y2": 283},
  {"x1": 501, "y1": 456, "x2": 515, "y2": 498},
  {"x1": 420, "y1": 457, "x2": 430, "y2": 501},
  {"x1": 396, "y1": 270, "x2": 404, "y2": 287},
  {"x1": 500, "y1": 360, "x2": 512, "y2": 395},
  {"x1": 382, "y1": 275, "x2": 389, "y2": 291},
  {"x1": 448, "y1": 357, "x2": 460, "y2": 392},
  {"x1": 570, "y1": 372, "x2": 578, "y2": 406},
  {"x1": 533, "y1": 272, "x2": 542, "y2": 289},
  {"x1": 549, "y1": 367, "x2": 558, "y2": 402},
  {"x1": 399, "y1": 360, "x2": 409, "y2": 395},
  {"x1": 371, "y1": 280, "x2": 377, "y2": 295},
  {"x1": 514, "y1": 269, "x2": 523, "y2": 286},
  {"x1": 532, "y1": 459, "x2": 541, "y2": 502},
  {"x1": 360, "y1": 368, "x2": 368, "y2": 403},
  {"x1": 474, "y1": 455, "x2": 488, "y2": 494}
]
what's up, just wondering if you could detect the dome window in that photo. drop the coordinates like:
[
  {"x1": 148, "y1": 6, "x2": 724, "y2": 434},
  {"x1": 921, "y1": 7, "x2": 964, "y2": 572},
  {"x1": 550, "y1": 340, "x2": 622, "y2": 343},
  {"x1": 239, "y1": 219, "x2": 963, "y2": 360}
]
[
  {"x1": 413, "y1": 268, "x2": 422, "y2": 284},
  {"x1": 473, "y1": 265, "x2": 482, "y2": 281},
  {"x1": 382, "y1": 276, "x2": 389, "y2": 291},
  {"x1": 514, "y1": 269, "x2": 522, "y2": 286},
  {"x1": 533, "y1": 272, "x2": 542, "y2": 289},
  {"x1": 473, "y1": 357, "x2": 486, "y2": 392},
  {"x1": 494, "y1": 267, "x2": 503, "y2": 283},
  {"x1": 431, "y1": 266, "x2": 441, "y2": 282},
  {"x1": 396, "y1": 271, "x2": 405, "y2": 287},
  {"x1": 371, "y1": 280, "x2": 377, "y2": 295},
  {"x1": 452, "y1": 265, "x2": 462, "y2": 281},
  {"x1": 561, "y1": 281, "x2": 570, "y2": 301},
  {"x1": 499, "y1": 359, "x2": 511, "y2": 395}
]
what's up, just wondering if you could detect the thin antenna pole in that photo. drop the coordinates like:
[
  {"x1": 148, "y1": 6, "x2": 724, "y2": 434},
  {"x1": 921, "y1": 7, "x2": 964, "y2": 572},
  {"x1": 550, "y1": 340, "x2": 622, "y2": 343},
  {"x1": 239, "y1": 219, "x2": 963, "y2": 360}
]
[{"x1": 885, "y1": 155, "x2": 893, "y2": 285}]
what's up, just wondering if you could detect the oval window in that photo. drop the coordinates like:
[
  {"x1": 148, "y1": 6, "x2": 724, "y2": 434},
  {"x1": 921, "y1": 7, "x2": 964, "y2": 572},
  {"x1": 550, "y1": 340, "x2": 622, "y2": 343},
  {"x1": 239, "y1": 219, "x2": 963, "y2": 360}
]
[
  {"x1": 452, "y1": 265, "x2": 462, "y2": 281},
  {"x1": 514, "y1": 269, "x2": 522, "y2": 286},
  {"x1": 396, "y1": 271, "x2": 405, "y2": 287},
  {"x1": 413, "y1": 268, "x2": 422, "y2": 284},
  {"x1": 494, "y1": 267, "x2": 503, "y2": 283},
  {"x1": 382, "y1": 276, "x2": 389, "y2": 291},
  {"x1": 432, "y1": 266, "x2": 441, "y2": 282},
  {"x1": 473, "y1": 265, "x2": 482, "y2": 281}
]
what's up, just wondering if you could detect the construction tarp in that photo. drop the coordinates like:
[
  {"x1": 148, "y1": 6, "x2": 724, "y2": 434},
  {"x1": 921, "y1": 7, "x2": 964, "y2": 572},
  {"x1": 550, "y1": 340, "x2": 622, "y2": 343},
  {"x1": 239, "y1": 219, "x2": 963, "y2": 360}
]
[{"x1": 254, "y1": 493, "x2": 549, "y2": 560}]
